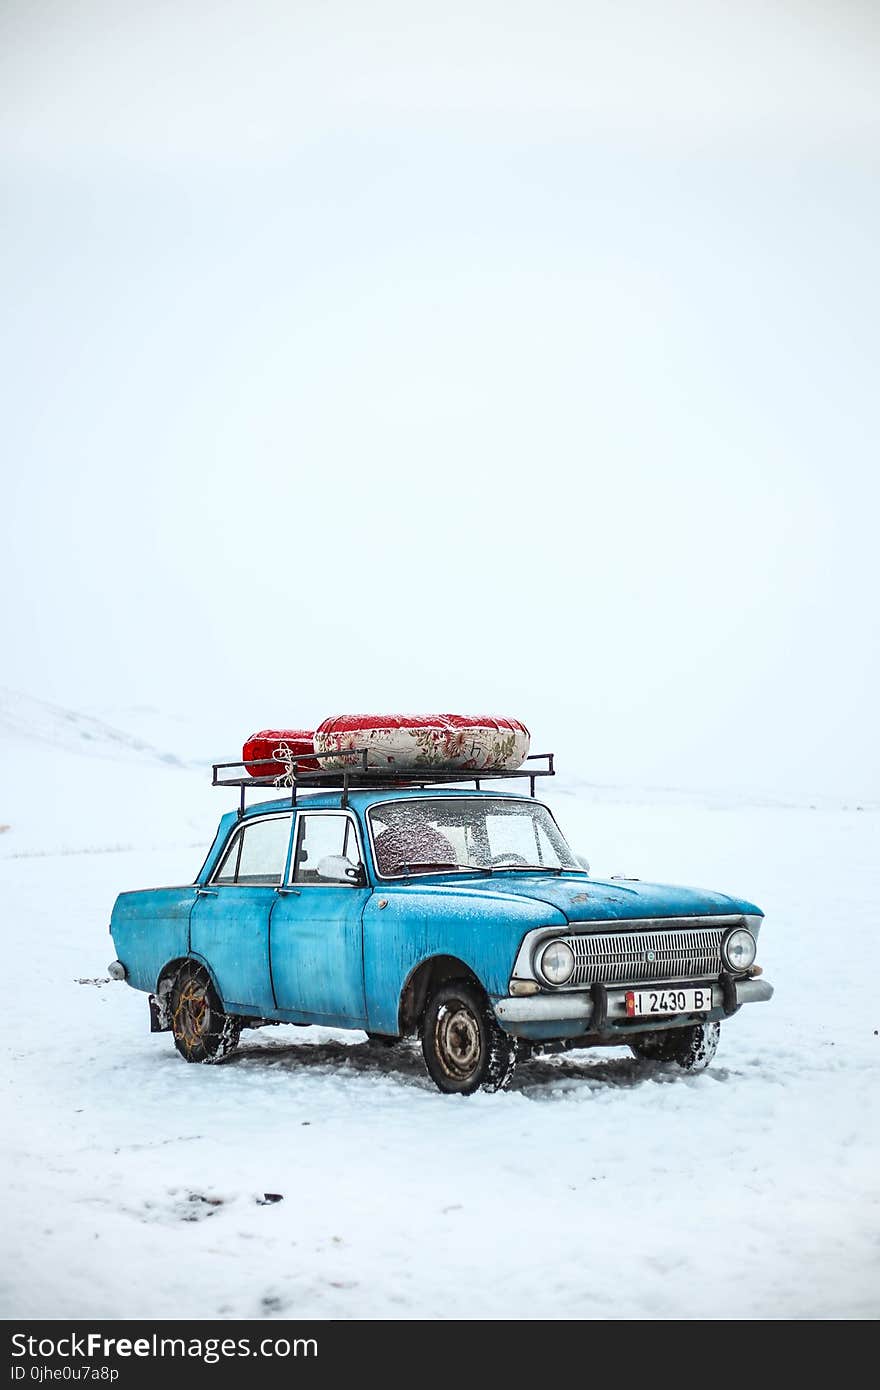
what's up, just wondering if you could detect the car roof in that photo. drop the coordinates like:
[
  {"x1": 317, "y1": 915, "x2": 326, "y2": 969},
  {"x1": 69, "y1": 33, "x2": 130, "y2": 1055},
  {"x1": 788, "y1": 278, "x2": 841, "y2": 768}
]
[{"x1": 238, "y1": 785, "x2": 537, "y2": 819}]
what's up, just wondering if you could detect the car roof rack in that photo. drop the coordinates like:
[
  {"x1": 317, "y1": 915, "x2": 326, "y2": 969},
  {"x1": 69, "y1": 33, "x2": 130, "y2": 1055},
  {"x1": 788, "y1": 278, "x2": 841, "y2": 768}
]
[{"x1": 212, "y1": 749, "x2": 556, "y2": 816}]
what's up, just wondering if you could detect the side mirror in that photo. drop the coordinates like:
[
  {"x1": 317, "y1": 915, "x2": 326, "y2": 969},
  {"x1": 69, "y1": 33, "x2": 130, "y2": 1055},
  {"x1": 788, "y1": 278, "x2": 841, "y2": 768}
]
[
  {"x1": 576, "y1": 854, "x2": 591, "y2": 875},
  {"x1": 316, "y1": 854, "x2": 365, "y2": 885}
]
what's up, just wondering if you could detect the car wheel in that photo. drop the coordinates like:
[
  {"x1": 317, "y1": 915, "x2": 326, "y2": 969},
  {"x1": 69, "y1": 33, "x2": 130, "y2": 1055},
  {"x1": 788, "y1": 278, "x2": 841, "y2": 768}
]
[
  {"x1": 169, "y1": 963, "x2": 241, "y2": 1064},
  {"x1": 421, "y1": 981, "x2": 518, "y2": 1095},
  {"x1": 630, "y1": 1020, "x2": 720, "y2": 1073}
]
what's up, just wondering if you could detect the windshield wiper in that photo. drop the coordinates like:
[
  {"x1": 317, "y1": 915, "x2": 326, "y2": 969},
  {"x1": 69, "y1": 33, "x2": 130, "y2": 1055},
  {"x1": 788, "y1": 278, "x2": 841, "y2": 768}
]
[
  {"x1": 488, "y1": 865, "x2": 585, "y2": 875},
  {"x1": 395, "y1": 862, "x2": 582, "y2": 878},
  {"x1": 490, "y1": 864, "x2": 564, "y2": 874},
  {"x1": 398, "y1": 861, "x2": 493, "y2": 876},
  {"x1": 445, "y1": 862, "x2": 495, "y2": 875}
]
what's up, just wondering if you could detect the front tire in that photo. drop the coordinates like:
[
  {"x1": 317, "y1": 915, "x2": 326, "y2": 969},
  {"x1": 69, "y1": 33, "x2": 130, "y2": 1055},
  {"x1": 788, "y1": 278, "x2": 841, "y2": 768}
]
[
  {"x1": 421, "y1": 981, "x2": 518, "y2": 1095},
  {"x1": 630, "y1": 1020, "x2": 720, "y2": 1073},
  {"x1": 169, "y1": 963, "x2": 241, "y2": 1064}
]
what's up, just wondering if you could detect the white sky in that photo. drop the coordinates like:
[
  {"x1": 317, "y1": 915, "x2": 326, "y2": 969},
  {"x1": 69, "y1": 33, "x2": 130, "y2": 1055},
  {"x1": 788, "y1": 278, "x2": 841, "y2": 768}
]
[{"x1": 2, "y1": 1, "x2": 878, "y2": 798}]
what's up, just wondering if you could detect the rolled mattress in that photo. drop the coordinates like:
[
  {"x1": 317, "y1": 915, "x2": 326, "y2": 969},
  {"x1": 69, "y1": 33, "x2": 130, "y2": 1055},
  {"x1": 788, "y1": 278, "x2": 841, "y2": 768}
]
[
  {"x1": 242, "y1": 730, "x2": 319, "y2": 777},
  {"x1": 313, "y1": 714, "x2": 530, "y2": 772}
]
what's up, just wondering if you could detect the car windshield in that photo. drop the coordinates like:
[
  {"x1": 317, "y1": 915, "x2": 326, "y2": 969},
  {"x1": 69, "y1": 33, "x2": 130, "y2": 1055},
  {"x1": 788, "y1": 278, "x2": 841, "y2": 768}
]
[{"x1": 367, "y1": 797, "x2": 581, "y2": 877}]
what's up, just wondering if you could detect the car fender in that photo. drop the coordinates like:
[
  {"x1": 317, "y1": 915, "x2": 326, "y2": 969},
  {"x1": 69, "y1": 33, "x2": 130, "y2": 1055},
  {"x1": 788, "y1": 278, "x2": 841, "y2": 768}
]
[
  {"x1": 155, "y1": 952, "x2": 225, "y2": 1005},
  {"x1": 362, "y1": 885, "x2": 567, "y2": 1035}
]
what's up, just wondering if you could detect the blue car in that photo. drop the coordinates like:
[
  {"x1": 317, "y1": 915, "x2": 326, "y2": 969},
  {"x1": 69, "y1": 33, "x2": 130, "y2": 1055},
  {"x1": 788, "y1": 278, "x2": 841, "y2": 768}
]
[{"x1": 109, "y1": 755, "x2": 773, "y2": 1094}]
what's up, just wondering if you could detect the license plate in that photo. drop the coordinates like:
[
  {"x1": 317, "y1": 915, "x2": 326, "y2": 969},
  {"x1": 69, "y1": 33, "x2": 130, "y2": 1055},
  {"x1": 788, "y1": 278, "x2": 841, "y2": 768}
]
[{"x1": 625, "y1": 986, "x2": 713, "y2": 1018}]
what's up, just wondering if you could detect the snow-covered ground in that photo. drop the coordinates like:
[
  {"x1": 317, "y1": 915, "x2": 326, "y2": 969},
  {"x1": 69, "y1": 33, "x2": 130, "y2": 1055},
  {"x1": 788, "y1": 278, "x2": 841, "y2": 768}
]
[{"x1": 1, "y1": 691, "x2": 877, "y2": 1319}]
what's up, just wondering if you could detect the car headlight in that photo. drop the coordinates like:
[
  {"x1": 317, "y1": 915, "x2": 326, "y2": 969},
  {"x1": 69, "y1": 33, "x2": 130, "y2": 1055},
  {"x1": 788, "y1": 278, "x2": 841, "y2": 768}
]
[
  {"x1": 539, "y1": 939, "x2": 575, "y2": 986},
  {"x1": 722, "y1": 927, "x2": 756, "y2": 972}
]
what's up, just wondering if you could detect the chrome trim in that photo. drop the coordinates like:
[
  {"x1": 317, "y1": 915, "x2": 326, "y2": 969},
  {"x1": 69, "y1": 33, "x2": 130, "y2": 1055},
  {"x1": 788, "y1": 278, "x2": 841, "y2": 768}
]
[
  {"x1": 734, "y1": 978, "x2": 774, "y2": 1005},
  {"x1": 494, "y1": 975, "x2": 773, "y2": 1025},
  {"x1": 566, "y1": 926, "x2": 724, "y2": 986},
  {"x1": 513, "y1": 915, "x2": 751, "y2": 988},
  {"x1": 496, "y1": 993, "x2": 594, "y2": 1023},
  {"x1": 497, "y1": 988, "x2": 718, "y2": 1025},
  {"x1": 364, "y1": 793, "x2": 579, "y2": 882},
  {"x1": 538, "y1": 938, "x2": 575, "y2": 985},
  {"x1": 721, "y1": 926, "x2": 757, "y2": 972}
]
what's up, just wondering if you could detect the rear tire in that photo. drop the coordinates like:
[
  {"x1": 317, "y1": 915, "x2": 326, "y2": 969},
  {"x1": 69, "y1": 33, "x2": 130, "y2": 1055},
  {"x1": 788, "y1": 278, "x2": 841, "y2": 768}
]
[
  {"x1": 421, "y1": 981, "x2": 518, "y2": 1095},
  {"x1": 630, "y1": 1020, "x2": 720, "y2": 1073},
  {"x1": 169, "y1": 962, "x2": 241, "y2": 1064}
]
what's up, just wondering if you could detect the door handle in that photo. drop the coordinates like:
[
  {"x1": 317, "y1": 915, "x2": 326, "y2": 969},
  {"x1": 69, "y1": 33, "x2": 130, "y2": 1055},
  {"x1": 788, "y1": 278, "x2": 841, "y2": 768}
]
[
  {"x1": 276, "y1": 886, "x2": 301, "y2": 897},
  {"x1": 196, "y1": 887, "x2": 218, "y2": 897}
]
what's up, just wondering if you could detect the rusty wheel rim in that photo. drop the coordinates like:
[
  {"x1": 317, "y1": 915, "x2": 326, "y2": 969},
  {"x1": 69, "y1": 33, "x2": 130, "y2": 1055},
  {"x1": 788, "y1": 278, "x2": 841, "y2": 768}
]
[
  {"x1": 173, "y1": 977, "x2": 210, "y2": 1054},
  {"x1": 435, "y1": 1002, "x2": 482, "y2": 1080}
]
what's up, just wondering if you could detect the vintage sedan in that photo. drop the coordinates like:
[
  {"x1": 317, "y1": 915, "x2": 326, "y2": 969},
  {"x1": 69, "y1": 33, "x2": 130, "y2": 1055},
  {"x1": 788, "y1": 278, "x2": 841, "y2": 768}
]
[{"x1": 108, "y1": 765, "x2": 773, "y2": 1094}]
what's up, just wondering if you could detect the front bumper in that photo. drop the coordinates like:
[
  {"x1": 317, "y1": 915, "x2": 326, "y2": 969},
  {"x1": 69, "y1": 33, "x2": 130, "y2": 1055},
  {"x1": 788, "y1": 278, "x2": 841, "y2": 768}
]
[{"x1": 493, "y1": 977, "x2": 774, "y2": 1040}]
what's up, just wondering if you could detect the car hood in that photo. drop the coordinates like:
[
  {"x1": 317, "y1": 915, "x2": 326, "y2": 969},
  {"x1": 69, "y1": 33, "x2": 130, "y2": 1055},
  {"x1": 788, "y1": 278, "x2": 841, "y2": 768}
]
[{"x1": 408, "y1": 872, "x2": 761, "y2": 923}]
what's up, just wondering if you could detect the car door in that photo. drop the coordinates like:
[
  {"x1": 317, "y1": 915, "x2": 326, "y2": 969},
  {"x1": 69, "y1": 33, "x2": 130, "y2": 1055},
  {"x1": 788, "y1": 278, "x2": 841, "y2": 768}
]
[
  {"x1": 189, "y1": 811, "x2": 294, "y2": 1012},
  {"x1": 269, "y1": 810, "x2": 369, "y2": 1024}
]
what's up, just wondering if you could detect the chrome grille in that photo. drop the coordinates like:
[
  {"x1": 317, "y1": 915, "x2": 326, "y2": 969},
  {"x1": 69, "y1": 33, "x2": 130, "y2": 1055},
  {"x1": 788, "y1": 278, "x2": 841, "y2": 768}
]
[{"x1": 565, "y1": 925, "x2": 724, "y2": 986}]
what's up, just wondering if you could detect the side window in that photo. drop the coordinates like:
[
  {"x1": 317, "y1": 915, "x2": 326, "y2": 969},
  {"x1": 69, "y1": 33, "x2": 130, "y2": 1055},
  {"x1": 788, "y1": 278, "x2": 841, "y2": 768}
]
[
  {"x1": 213, "y1": 815, "x2": 292, "y2": 885},
  {"x1": 291, "y1": 814, "x2": 361, "y2": 886}
]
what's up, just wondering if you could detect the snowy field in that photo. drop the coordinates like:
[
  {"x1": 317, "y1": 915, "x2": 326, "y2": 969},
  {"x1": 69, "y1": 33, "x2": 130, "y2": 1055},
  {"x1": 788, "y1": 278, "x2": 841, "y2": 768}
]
[{"x1": 1, "y1": 692, "x2": 878, "y2": 1320}]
